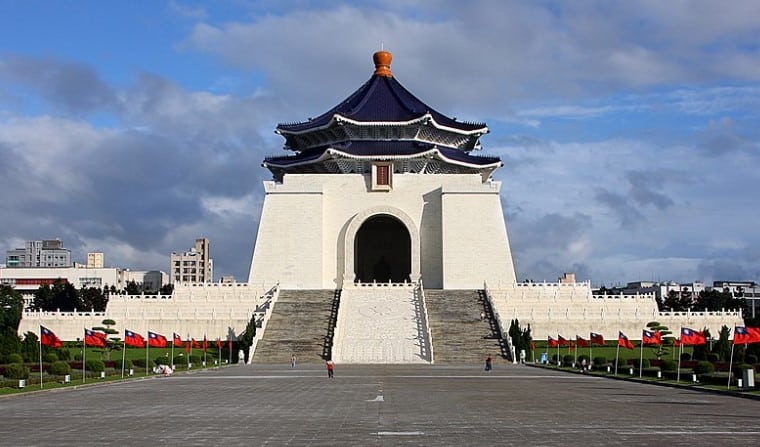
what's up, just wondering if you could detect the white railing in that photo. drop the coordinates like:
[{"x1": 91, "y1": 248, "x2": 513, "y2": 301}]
[
  {"x1": 248, "y1": 283, "x2": 280, "y2": 363},
  {"x1": 418, "y1": 281, "x2": 434, "y2": 363}
]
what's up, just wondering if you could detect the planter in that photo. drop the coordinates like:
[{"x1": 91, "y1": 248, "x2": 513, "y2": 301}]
[
  {"x1": 18, "y1": 379, "x2": 26, "y2": 388},
  {"x1": 63, "y1": 375, "x2": 71, "y2": 383}
]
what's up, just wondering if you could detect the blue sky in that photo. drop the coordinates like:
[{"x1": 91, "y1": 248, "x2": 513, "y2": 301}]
[{"x1": 1, "y1": 1, "x2": 759, "y2": 286}]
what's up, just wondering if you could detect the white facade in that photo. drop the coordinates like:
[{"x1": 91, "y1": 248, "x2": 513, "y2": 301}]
[{"x1": 248, "y1": 172, "x2": 516, "y2": 290}]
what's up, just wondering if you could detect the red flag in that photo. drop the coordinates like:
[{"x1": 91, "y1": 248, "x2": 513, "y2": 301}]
[
  {"x1": 680, "y1": 327, "x2": 706, "y2": 346},
  {"x1": 203, "y1": 336, "x2": 208, "y2": 353},
  {"x1": 558, "y1": 335, "x2": 568, "y2": 347},
  {"x1": 530, "y1": 340, "x2": 535, "y2": 350},
  {"x1": 191, "y1": 338, "x2": 201, "y2": 349},
  {"x1": 148, "y1": 331, "x2": 168, "y2": 348},
  {"x1": 124, "y1": 329, "x2": 145, "y2": 348},
  {"x1": 548, "y1": 336, "x2": 559, "y2": 348},
  {"x1": 618, "y1": 332, "x2": 634, "y2": 350},
  {"x1": 216, "y1": 338, "x2": 222, "y2": 349},
  {"x1": 590, "y1": 332, "x2": 606, "y2": 346},
  {"x1": 85, "y1": 329, "x2": 107, "y2": 348},
  {"x1": 576, "y1": 335, "x2": 589, "y2": 348},
  {"x1": 228, "y1": 338, "x2": 232, "y2": 351},
  {"x1": 734, "y1": 326, "x2": 760, "y2": 345},
  {"x1": 173, "y1": 333, "x2": 183, "y2": 347},
  {"x1": 569, "y1": 340, "x2": 575, "y2": 351},
  {"x1": 673, "y1": 337, "x2": 683, "y2": 347},
  {"x1": 185, "y1": 339, "x2": 191, "y2": 353},
  {"x1": 642, "y1": 329, "x2": 662, "y2": 346},
  {"x1": 40, "y1": 326, "x2": 62, "y2": 348}
]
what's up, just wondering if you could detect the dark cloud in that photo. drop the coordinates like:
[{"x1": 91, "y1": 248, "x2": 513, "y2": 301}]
[{"x1": 0, "y1": 55, "x2": 117, "y2": 113}]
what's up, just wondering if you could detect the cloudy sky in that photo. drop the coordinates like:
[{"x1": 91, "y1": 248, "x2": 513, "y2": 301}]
[{"x1": 1, "y1": 1, "x2": 759, "y2": 287}]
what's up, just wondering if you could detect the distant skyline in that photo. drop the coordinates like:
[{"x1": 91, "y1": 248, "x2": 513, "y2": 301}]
[{"x1": 1, "y1": 1, "x2": 759, "y2": 286}]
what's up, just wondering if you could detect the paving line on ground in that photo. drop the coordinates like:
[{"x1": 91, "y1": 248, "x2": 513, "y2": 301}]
[{"x1": 168, "y1": 374, "x2": 602, "y2": 380}]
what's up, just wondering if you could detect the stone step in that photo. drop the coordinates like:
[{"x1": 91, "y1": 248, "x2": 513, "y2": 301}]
[
  {"x1": 425, "y1": 289, "x2": 506, "y2": 364},
  {"x1": 252, "y1": 289, "x2": 336, "y2": 364}
]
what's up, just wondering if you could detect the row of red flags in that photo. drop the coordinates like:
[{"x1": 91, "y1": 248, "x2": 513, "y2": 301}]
[
  {"x1": 40, "y1": 326, "x2": 232, "y2": 352},
  {"x1": 535, "y1": 326, "x2": 760, "y2": 351}
]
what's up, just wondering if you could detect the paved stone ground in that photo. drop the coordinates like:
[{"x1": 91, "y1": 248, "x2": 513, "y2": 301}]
[{"x1": 2, "y1": 363, "x2": 759, "y2": 446}]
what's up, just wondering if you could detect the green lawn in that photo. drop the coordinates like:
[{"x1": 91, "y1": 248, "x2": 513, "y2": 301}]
[{"x1": 528, "y1": 342, "x2": 691, "y2": 363}]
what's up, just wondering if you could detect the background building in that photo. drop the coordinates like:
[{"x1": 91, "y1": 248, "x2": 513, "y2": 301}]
[
  {"x1": 5, "y1": 239, "x2": 71, "y2": 268},
  {"x1": 170, "y1": 238, "x2": 213, "y2": 284},
  {"x1": 87, "y1": 252, "x2": 104, "y2": 268}
]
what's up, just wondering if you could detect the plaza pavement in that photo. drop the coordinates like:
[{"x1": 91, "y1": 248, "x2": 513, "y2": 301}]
[{"x1": 1, "y1": 362, "x2": 759, "y2": 446}]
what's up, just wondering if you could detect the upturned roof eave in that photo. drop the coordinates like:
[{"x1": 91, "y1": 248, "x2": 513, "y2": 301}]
[{"x1": 276, "y1": 113, "x2": 488, "y2": 138}]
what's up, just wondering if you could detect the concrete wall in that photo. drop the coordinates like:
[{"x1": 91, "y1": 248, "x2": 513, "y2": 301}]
[
  {"x1": 488, "y1": 282, "x2": 744, "y2": 341},
  {"x1": 18, "y1": 283, "x2": 275, "y2": 341},
  {"x1": 248, "y1": 173, "x2": 517, "y2": 290}
]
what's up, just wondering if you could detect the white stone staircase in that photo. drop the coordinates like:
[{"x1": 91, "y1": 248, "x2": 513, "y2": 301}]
[{"x1": 332, "y1": 283, "x2": 432, "y2": 364}]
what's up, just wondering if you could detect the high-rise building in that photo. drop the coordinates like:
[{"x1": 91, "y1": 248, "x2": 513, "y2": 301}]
[
  {"x1": 170, "y1": 238, "x2": 212, "y2": 284},
  {"x1": 87, "y1": 252, "x2": 104, "y2": 268},
  {"x1": 5, "y1": 239, "x2": 71, "y2": 268}
]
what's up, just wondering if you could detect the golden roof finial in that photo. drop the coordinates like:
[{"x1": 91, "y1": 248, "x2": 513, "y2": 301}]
[{"x1": 373, "y1": 49, "x2": 392, "y2": 77}]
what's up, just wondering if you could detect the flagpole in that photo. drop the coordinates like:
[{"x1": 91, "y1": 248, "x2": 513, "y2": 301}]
[
  {"x1": 146, "y1": 339, "x2": 149, "y2": 376},
  {"x1": 121, "y1": 340, "x2": 126, "y2": 379},
  {"x1": 171, "y1": 336, "x2": 175, "y2": 370},
  {"x1": 83, "y1": 328, "x2": 86, "y2": 384},
  {"x1": 727, "y1": 343, "x2": 735, "y2": 390},
  {"x1": 677, "y1": 339, "x2": 683, "y2": 383},
  {"x1": 639, "y1": 339, "x2": 644, "y2": 379},
  {"x1": 557, "y1": 337, "x2": 560, "y2": 368},
  {"x1": 39, "y1": 327, "x2": 44, "y2": 389},
  {"x1": 614, "y1": 343, "x2": 620, "y2": 375},
  {"x1": 228, "y1": 336, "x2": 232, "y2": 364}
]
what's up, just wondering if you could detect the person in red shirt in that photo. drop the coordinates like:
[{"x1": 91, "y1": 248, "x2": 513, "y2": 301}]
[{"x1": 326, "y1": 359, "x2": 335, "y2": 378}]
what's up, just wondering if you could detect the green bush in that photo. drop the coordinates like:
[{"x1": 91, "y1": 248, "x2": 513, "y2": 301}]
[
  {"x1": 633, "y1": 358, "x2": 650, "y2": 369},
  {"x1": 121, "y1": 358, "x2": 133, "y2": 369},
  {"x1": 73, "y1": 353, "x2": 83, "y2": 361},
  {"x1": 172, "y1": 355, "x2": 186, "y2": 365},
  {"x1": 562, "y1": 354, "x2": 574, "y2": 367},
  {"x1": 44, "y1": 353, "x2": 58, "y2": 363},
  {"x1": 747, "y1": 354, "x2": 758, "y2": 364},
  {"x1": 551, "y1": 354, "x2": 559, "y2": 365},
  {"x1": 85, "y1": 359, "x2": 105, "y2": 372},
  {"x1": 4, "y1": 363, "x2": 29, "y2": 379},
  {"x1": 707, "y1": 353, "x2": 719, "y2": 363},
  {"x1": 694, "y1": 361, "x2": 715, "y2": 375},
  {"x1": 188, "y1": 355, "x2": 201, "y2": 364},
  {"x1": 737, "y1": 363, "x2": 755, "y2": 371},
  {"x1": 48, "y1": 361, "x2": 71, "y2": 376},
  {"x1": 680, "y1": 352, "x2": 691, "y2": 361},
  {"x1": 5, "y1": 353, "x2": 23, "y2": 364},
  {"x1": 661, "y1": 359, "x2": 678, "y2": 371},
  {"x1": 58, "y1": 348, "x2": 71, "y2": 361},
  {"x1": 593, "y1": 356, "x2": 607, "y2": 366},
  {"x1": 132, "y1": 358, "x2": 147, "y2": 368}
]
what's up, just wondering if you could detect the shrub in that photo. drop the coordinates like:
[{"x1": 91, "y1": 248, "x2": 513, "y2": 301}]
[
  {"x1": 737, "y1": 363, "x2": 755, "y2": 371},
  {"x1": 577, "y1": 355, "x2": 590, "y2": 367},
  {"x1": 593, "y1": 356, "x2": 607, "y2": 366},
  {"x1": 694, "y1": 361, "x2": 715, "y2": 375},
  {"x1": 4, "y1": 363, "x2": 29, "y2": 380},
  {"x1": 680, "y1": 352, "x2": 692, "y2": 361},
  {"x1": 121, "y1": 358, "x2": 132, "y2": 369},
  {"x1": 5, "y1": 353, "x2": 23, "y2": 364},
  {"x1": 48, "y1": 361, "x2": 71, "y2": 376},
  {"x1": 172, "y1": 356, "x2": 185, "y2": 365},
  {"x1": 153, "y1": 356, "x2": 169, "y2": 366},
  {"x1": 707, "y1": 353, "x2": 719, "y2": 363},
  {"x1": 58, "y1": 348, "x2": 71, "y2": 361},
  {"x1": 132, "y1": 358, "x2": 147, "y2": 368},
  {"x1": 633, "y1": 358, "x2": 650, "y2": 369},
  {"x1": 74, "y1": 353, "x2": 83, "y2": 361},
  {"x1": 661, "y1": 360, "x2": 678, "y2": 371},
  {"x1": 85, "y1": 359, "x2": 105, "y2": 372},
  {"x1": 746, "y1": 354, "x2": 758, "y2": 364},
  {"x1": 188, "y1": 355, "x2": 201, "y2": 364},
  {"x1": 44, "y1": 353, "x2": 58, "y2": 363},
  {"x1": 551, "y1": 354, "x2": 559, "y2": 365},
  {"x1": 562, "y1": 354, "x2": 574, "y2": 367}
]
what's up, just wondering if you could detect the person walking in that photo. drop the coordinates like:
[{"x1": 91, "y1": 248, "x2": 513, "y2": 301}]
[
  {"x1": 485, "y1": 354, "x2": 493, "y2": 371},
  {"x1": 291, "y1": 354, "x2": 297, "y2": 368},
  {"x1": 326, "y1": 359, "x2": 335, "y2": 378}
]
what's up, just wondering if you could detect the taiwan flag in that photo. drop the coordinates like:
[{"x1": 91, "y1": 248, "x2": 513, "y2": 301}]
[
  {"x1": 203, "y1": 336, "x2": 208, "y2": 353},
  {"x1": 568, "y1": 341, "x2": 575, "y2": 351},
  {"x1": 173, "y1": 333, "x2": 183, "y2": 347},
  {"x1": 185, "y1": 339, "x2": 191, "y2": 353},
  {"x1": 124, "y1": 329, "x2": 145, "y2": 348},
  {"x1": 216, "y1": 338, "x2": 222, "y2": 350},
  {"x1": 148, "y1": 331, "x2": 168, "y2": 348},
  {"x1": 40, "y1": 326, "x2": 62, "y2": 348},
  {"x1": 618, "y1": 332, "x2": 635, "y2": 350},
  {"x1": 548, "y1": 336, "x2": 559, "y2": 348},
  {"x1": 590, "y1": 332, "x2": 606, "y2": 346},
  {"x1": 642, "y1": 329, "x2": 662, "y2": 346},
  {"x1": 558, "y1": 335, "x2": 569, "y2": 347},
  {"x1": 576, "y1": 335, "x2": 589, "y2": 348},
  {"x1": 734, "y1": 326, "x2": 760, "y2": 345},
  {"x1": 85, "y1": 329, "x2": 107, "y2": 348},
  {"x1": 680, "y1": 328, "x2": 706, "y2": 346},
  {"x1": 191, "y1": 338, "x2": 201, "y2": 349}
]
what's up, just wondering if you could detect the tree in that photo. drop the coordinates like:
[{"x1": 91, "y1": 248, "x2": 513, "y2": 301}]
[
  {"x1": 646, "y1": 321, "x2": 672, "y2": 359},
  {"x1": 20, "y1": 331, "x2": 40, "y2": 363},
  {"x1": 692, "y1": 328, "x2": 712, "y2": 361},
  {"x1": 508, "y1": 319, "x2": 532, "y2": 362},
  {"x1": 695, "y1": 289, "x2": 740, "y2": 312},
  {"x1": 712, "y1": 325, "x2": 731, "y2": 361},
  {"x1": 80, "y1": 286, "x2": 108, "y2": 312},
  {"x1": 32, "y1": 284, "x2": 54, "y2": 311},
  {"x1": 238, "y1": 314, "x2": 257, "y2": 363},
  {"x1": 91, "y1": 318, "x2": 121, "y2": 360},
  {"x1": 0, "y1": 285, "x2": 24, "y2": 360},
  {"x1": 50, "y1": 280, "x2": 82, "y2": 311},
  {"x1": 160, "y1": 283, "x2": 174, "y2": 295},
  {"x1": 125, "y1": 280, "x2": 141, "y2": 295}
]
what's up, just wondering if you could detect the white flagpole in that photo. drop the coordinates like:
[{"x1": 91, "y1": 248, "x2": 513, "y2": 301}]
[
  {"x1": 677, "y1": 340, "x2": 683, "y2": 383},
  {"x1": 39, "y1": 327, "x2": 43, "y2": 389},
  {"x1": 639, "y1": 334, "x2": 644, "y2": 378},
  {"x1": 614, "y1": 342, "x2": 620, "y2": 375},
  {"x1": 171, "y1": 335, "x2": 175, "y2": 369},
  {"x1": 145, "y1": 338, "x2": 149, "y2": 376},
  {"x1": 121, "y1": 339, "x2": 126, "y2": 379},
  {"x1": 557, "y1": 337, "x2": 560, "y2": 367},
  {"x1": 203, "y1": 335, "x2": 207, "y2": 367},
  {"x1": 83, "y1": 328, "x2": 87, "y2": 384},
  {"x1": 727, "y1": 343, "x2": 735, "y2": 390},
  {"x1": 218, "y1": 340, "x2": 221, "y2": 366}
]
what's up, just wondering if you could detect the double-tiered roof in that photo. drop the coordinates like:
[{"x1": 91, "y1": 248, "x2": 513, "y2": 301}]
[{"x1": 264, "y1": 51, "x2": 501, "y2": 181}]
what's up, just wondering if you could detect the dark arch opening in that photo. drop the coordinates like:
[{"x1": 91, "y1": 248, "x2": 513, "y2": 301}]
[{"x1": 354, "y1": 215, "x2": 411, "y2": 283}]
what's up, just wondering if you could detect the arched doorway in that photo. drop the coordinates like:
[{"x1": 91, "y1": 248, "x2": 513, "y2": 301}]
[{"x1": 354, "y1": 215, "x2": 411, "y2": 283}]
